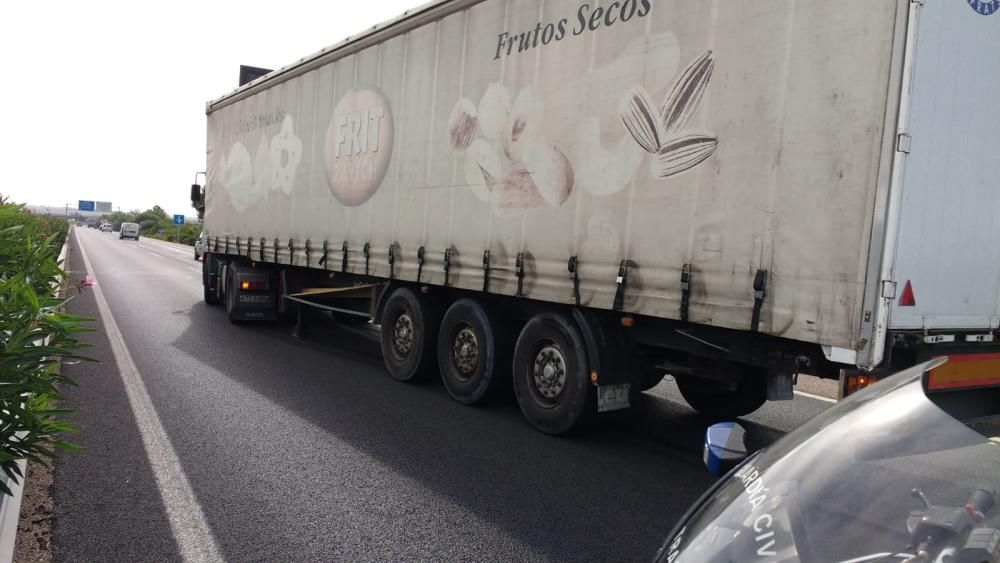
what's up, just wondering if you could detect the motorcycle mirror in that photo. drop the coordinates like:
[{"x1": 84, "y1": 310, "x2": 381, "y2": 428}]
[
  {"x1": 190, "y1": 184, "x2": 202, "y2": 205},
  {"x1": 704, "y1": 422, "x2": 748, "y2": 478}
]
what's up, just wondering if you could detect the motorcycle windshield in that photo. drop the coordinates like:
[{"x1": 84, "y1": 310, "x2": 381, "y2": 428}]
[{"x1": 663, "y1": 361, "x2": 1000, "y2": 563}]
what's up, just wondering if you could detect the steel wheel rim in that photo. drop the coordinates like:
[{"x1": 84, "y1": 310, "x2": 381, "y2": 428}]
[
  {"x1": 450, "y1": 325, "x2": 480, "y2": 380},
  {"x1": 531, "y1": 340, "x2": 567, "y2": 405},
  {"x1": 392, "y1": 312, "x2": 414, "y2": 358}
]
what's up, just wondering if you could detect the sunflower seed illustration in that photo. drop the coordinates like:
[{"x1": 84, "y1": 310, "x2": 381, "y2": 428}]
[
  {"x1": 520, "y1": 137, "x2": 574, "y2": 206},
  {"x1": 661, "y1": 51, "x2": 715, "y2": 134},
  {"x1": 619, "y1": 85, "x2": 664, "y2": 154},
  {"x1": 652, "y1": 131, "x2": 717, "y2": 178}
]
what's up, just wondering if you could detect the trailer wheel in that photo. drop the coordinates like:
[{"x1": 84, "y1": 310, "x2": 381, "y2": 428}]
[
  {"x1": 512, "y1": 313, "x2": 594, "y2": 435},
  {"x1": 436, "y1": 299, "x2": 511, "y2": 405},
  {"x1": 380, "y1": 287, "x2": 438, "y2": 383},
  {"x1": 675, "y1": 364, "x2": 767, "y2": 418},
  {"x1": 203, "y1": 254, "x2": 220, "y2": 306}
]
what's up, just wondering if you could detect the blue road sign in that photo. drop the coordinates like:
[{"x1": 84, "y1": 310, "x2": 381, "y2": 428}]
[
  {"x1": 78, "y1": 200, "x2": 95, "y2": 212},
  {"x1": 173, "y1": 214, "x2": 185, "y2": 225}
]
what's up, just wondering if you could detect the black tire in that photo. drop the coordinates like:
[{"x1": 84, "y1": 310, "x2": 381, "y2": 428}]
[
  {"x1": 379, "y1": 287, "x2": 439, "y2": 382},
  {"x1": 675, "y1": 364, "x2": 768, "y2": 418},
  {"x1": 203, "y1": 254, "x2": 220, "y2": 305},
  {"x1": 512, "y1": 313, "x2": 594, "y2": 435},
  {"x1": 194, "y1": 251, "x2": 199, "y2": 261},
  {"x1": 436, "y1": 299, "x2": 512, "y2": 405}
]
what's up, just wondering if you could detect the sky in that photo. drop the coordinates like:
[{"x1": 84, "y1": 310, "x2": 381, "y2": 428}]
[{"x1": 0, "y1": 0, "x2": 425, "y2": 217}]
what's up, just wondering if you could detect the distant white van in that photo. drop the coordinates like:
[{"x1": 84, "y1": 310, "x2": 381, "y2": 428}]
[{"x1": 119, "y1": 222, "x2": 140, "y2": 240}]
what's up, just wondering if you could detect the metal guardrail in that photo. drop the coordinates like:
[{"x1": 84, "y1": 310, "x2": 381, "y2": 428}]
[{"x1": 0, "y1": 227, "x2": 71, "y2": 562}]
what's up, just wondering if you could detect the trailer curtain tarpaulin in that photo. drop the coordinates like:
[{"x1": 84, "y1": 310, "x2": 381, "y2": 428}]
[{"x1": 205, "y1": 0, "x2": 902, "y2": 351}]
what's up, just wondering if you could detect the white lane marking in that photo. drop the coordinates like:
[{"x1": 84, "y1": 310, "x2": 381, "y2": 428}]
[
  {"x1": 794, "y1": 390, "x2": 837, "y2": 404},
  {"x1": 141, "y1": 238, "x2": 194, "y2": 256},
  {"x1": 76, "y1": 234, "x2": 224, "y2": 563}
]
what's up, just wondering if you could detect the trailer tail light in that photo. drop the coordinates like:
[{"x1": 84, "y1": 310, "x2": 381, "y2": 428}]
[
  {"x1": 239, "y1": 279, "x2": 269, "y2": 291},
  {"x1": 927, "y1": 354, "x2": 1000, "y2": 391},
  {"x1": 841, "y1": 373, "x2": 878, "y2": 398},
  {"x1": 898, "y1": 280, "x2": 916, "y2": 307}
]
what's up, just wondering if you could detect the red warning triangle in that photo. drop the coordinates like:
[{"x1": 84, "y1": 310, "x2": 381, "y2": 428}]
[{"x1": 898, "y1": 280, "x2": 916, "y2": 307}]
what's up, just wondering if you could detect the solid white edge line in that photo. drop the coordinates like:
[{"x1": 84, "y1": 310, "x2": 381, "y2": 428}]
[
  {"x1": 141, "y1": 237, "x2": 193, "y2": 256},
  {"x1": 793, "y1": 390, "x2": 837, "y2": 404},
  {"x1": 75, "y1": 231, "x2": 225, "y2": 563}
]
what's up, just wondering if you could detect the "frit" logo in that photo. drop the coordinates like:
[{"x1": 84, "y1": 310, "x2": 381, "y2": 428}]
[
  {"x1": 324, "y1": 89, "x2": 394, "y2": 207},
  {"x1": 967, "y1": 0, "x2": 1000, "y2": 15}
]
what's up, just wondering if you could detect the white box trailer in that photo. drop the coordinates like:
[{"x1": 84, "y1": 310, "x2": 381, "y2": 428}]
[{"x1": 193, "y1": 0, "x2": 1000, "y2": 433}]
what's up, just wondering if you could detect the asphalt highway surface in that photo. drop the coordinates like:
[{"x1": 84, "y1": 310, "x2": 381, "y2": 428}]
[{"x1": 52, "y1": 226, "x2": 833, "y2": 562}]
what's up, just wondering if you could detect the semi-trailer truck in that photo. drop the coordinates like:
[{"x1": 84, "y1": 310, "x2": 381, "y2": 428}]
[{"x1": 191, "y1": 0, "x2": 1000, "y2": 434}]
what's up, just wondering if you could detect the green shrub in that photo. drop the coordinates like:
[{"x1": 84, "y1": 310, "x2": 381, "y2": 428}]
[{"x1": 0, "y1": 201, "x2": 89, "y2": 495}]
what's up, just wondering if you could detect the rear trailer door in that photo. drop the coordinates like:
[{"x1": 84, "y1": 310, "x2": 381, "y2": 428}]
[{"x1": 888, "y1": 1, "x2": 1000, "y2": 332}]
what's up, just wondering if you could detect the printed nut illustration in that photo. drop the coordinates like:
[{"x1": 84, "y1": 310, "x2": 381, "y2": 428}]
[
  {"x1": 449, "y1": 85, "x2": 573, "y2": 218},
  {"x1": 619, "y1": 51, "x2": 718, "y2": 179},
  {"x1": 219, "y1": 114, "x2": 304, "y2": 214},
  {"x1": 270, "y1": 115, "x2": 303, "y2": 195}
]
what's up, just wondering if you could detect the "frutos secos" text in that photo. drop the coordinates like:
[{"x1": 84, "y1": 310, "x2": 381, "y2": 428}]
[{"x1": 493, "y1": 0, "x2": 652, "y2": 61}]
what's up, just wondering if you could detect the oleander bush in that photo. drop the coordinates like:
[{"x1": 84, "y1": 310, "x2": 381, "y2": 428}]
[{"x1": 0, "y1": 198, "x2": 89, "y2": 495}]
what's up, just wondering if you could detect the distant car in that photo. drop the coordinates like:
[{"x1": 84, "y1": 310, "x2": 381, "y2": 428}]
[
  {"x1": 119, "y1": 222, "x2": 140, "y2": 240},
  {"x1": 194, "y1": 232, "x2": 205, "y2": 261},
  {"x1": 100, "y1": 223, "x2": 112, "y2": 232}
]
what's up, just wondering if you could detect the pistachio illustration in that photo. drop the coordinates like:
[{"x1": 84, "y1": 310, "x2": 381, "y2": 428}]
[
  {"x1": 651, "y1": 131, "x2": 718, "y2": 179},
  {"x1": 619, "y1": 85, "x2": 663, "y2": 154},
  {"x1": 660, "y1": 51, "x2": 715, "y2": 134},
  {"x1": 505, "y1": 86, "x2": 544, "y2": 160},
  {"x1": 520, "y1": 137, "x2": 573, "y2": 206},
  {"x1": 448, "y1": 98, "x2": 479, "y2": 152},
  {"x1": 477, "y1": 82, "x2": 512, "y2": 143}
]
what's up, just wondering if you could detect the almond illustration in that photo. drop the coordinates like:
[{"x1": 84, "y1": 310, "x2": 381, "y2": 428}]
[
  {"x1": 651, "y1": 131, "x2": 718, "y2": 179},
  {"x1": 448, "y1": 98, "x2": 479, "y2": 151},
  {"x1": 492, "y1": 168, "x2": 544, "y2": 218},
  {"x1": 520, "y1": 137, "x2": 573, "y2": 206},
  {"x1": 463, "y1": 139, "x2": 501, "y2": 202},
  {"x1": 661, "y1": 51, "x2": 715, "y2": 134},
  {"x1": 619, "y1": 86, "x2": 663, "y2": 154}
]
